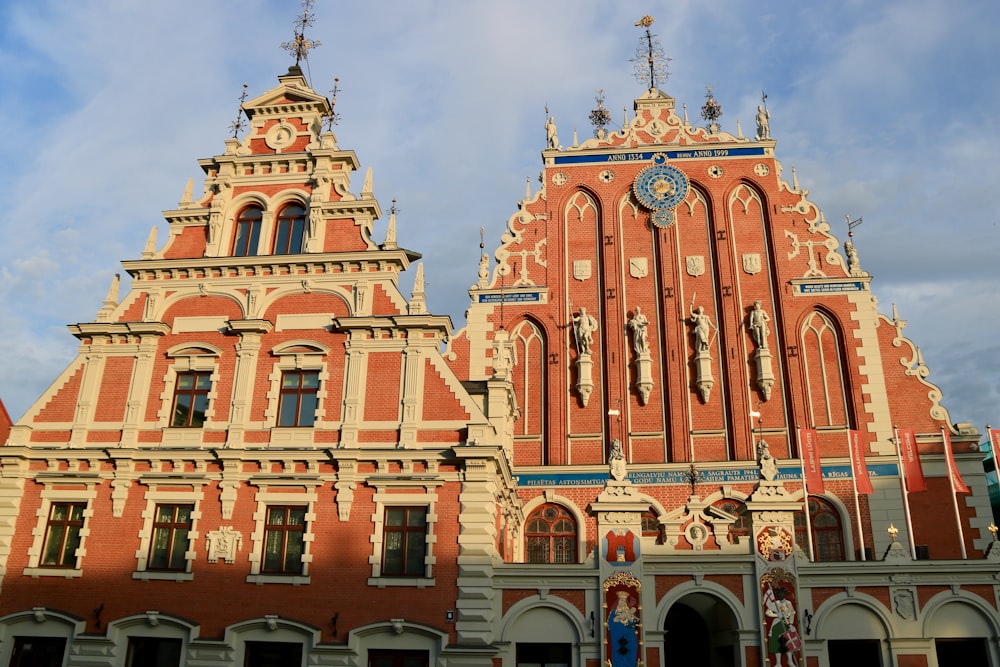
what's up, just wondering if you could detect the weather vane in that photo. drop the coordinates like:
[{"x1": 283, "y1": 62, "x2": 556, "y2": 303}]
[
  {"x1": 589, "y1": 89, "x2": 611, "y2": 138},
  {"x1": 630, "y1": 16, "x2": 670, "y2": 91},
  {"x1": 228, "y1": 82, "x2": 249, "y2": 139},
  {"x1": 323, "y1": 76, "x2": 342, "y2": 131},
  {"x1": 700, "y1": 86, "x2": 723, "y2": 129},
  {"x1": 281, "y1": 0, "x2": 322, "y2": 66}
]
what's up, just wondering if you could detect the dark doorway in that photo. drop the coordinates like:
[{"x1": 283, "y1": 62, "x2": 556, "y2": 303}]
[
  {"x1": 828, "y1": 639, "x2": 881, "y2": 667},
  {"x1": 664, "y1": 601, "x2": 736, "y2": 667},
  {"x1": 244, "y1": 641, "x2": 303, "y2": 667},
  {"x1": 369, "y1": 650, "x2": 430, "y2": 667},
  {"x1": 8, "y1": 637, "x2": 66, "y2": 667},
  {"x1": 126, "y1": 637, "x2": 182, "y2": 667},
  {"x1": 516, "y1": 642, "x2": 571, "y2": 667},
  {"x1": 935, "y1": 638, "x2": 989, "y2": 666}
]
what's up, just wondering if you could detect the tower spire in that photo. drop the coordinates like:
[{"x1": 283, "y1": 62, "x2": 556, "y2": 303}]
[
  {"x1": 281, "y1": 0, "x2": 322, "y2": 66},
  {"x1": 631, "y1": 16, "x2": 670, "y2": 91}
]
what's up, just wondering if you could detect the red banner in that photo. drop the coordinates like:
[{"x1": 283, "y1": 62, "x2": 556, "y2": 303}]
[
  {"x1": 848, "y1": 430, "x2": 874, "y2": 494},
  {"x1": 799, "y1": 428, "x2": 824, "y2": 495},
  {"x1": 897, "y1": 428, "x2": 926, "y2": 493},
  {"x1": 990, "y1": 429, "x2": 1000, "y2": 455},
  {"x1": 942, "y1": 429, "x2": 970, "y2": 493}
]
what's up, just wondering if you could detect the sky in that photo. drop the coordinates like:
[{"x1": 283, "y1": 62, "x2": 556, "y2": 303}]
[{"x1": 0, "y1": 1, "x2": 997, "y2": 449}]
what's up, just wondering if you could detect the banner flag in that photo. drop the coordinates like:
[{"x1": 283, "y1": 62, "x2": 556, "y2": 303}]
[
  {"x1": 990, "y1": 429, "x2": 1000, "y2": 455},
  {"x1": 942, "y1": 429, "x2": 970, "y2": 494},
  {"x1": 848, "y1": 430, "x2": 874, "y2": 494},
  {"x1": 799, "y1": 428, "x2": 824, "y2": 495},
  {"x1": 897, "y1": 428, "x2": 926, "y2": 493}
]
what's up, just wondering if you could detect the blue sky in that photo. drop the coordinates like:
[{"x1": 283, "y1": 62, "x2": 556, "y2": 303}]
[{"x1": 0, "y1": 1, "x2": 997, "y2": 449}]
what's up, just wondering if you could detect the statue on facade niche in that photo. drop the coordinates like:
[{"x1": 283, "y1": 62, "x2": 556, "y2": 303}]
[
  {"x1": 748, "y1": 300, "x2": 771, "y2": 349},
  {"x1": 572, "y1": 307, "x2": 599, "y2": 356},
  {"x1": 545, "y1": 116, "x2": 559, "y2": 149},
  {"x1": 757, "y1": 439, "x2": 778, "y2": 482},
  {"x1": 689, "y1": 305, "x2": 714, "y2": 352},
  {"x1": 627, "y1": 306, "x2": 650, "y2": 355},
  {"x1": 756, "y1": 105, "x2": 771, "y2": 140},
  {"x1": 609, "y1": 439, "x2": 627, "y2": 481}
]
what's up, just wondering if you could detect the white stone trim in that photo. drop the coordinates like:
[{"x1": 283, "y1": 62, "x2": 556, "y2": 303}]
[
  {"x1": 245, "y1": 488, "x2": 317, "y2": 585},
  {"x1": 518, "y1": 493, "x2": 587, "y2": 564},
  {"x1": 157, "y1": 344, "x2": 221, "y2": 431},
  {"x1": 367, "y1": 490, "x2": 438, "y2": 586},
  {"x1": 23, "y1": 487, "x2": 96, "y2": 577},
  {"x1": 131, "y1": 487, "x2": 204, "y2": 581}
]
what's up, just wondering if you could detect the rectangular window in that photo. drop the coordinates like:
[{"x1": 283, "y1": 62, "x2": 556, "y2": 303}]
[
  {"x1": 40, "y1": 503, "x2": 86, "y2": 568},
  {"x1": 382, "y1": 507, "x2": 427, "y2": 577},
  {"x1": 171, "y1": 371, "x2": 211, "y2": 427},
  {"x1": 125, "y1": 637, "x2": 183, "y2": 667},
  {"x1": 277, "y1": 370, "x2": 319, "y2": 427},
  {"x1": 262, "y1": 506, "x2": 306, "y2": 574},
  {"x1": 244, "y1": 641, "x2": 303, "y2": 667},
  {"x1": 9, "y1": 636, "x2": 67, "y2": 667},
  {"x1": 148, "y1": 504, "x2": 194, "y2": 571},
  {"x1": 516, "y1": 643, "x2": 570, "y2": 667}
]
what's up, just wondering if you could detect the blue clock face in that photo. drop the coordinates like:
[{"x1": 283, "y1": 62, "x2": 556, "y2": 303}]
[{"x1": 633, "y1": 164, "x2": 689, "y2": 211}]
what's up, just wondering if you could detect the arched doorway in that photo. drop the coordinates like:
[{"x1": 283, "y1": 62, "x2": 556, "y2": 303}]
[{"x1": 663, "y1": 593, "x2": 738, "y2": 667}]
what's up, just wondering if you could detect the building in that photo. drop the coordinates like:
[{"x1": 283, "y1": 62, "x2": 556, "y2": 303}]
[{"x1": 0, "y1": 24, "x2": 998, "y2": 667}]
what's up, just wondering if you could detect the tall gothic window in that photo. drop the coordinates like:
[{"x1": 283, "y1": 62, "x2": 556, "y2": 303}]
[
  {"x1": 800, "y1": 311, "x2": 849, "y2": 428},
  {"x1": 795, "y1": 497, "x2": 845, "y2": 561},
  {"x1": 525, "y1": 504, "x2": 577, "y2": 564},
  {"x1": 274, "y1": 203, "x2": 306, "y2": 254},
  {"x1": 233, "y1": 205, "x2": 263, "y2": 257}
]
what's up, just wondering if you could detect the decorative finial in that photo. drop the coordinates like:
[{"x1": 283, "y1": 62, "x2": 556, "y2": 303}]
[
  {"x1": 390, "y1": 198, "x2": 400, "y2": 216},
  {"x1": 990, "y1": 523, "x2": 998, "y2": 541},
  {"x1": 383, "y1": 202, "x2": 398, "y2": 250},
  {"x1": 846, "y1": 214, "x2": 864, "y2": 238},
  {"x1": 630, "y1": 16, "x2": 669, "y2": 91},
  {"x1": 756, "y1": 89, "x2": 771, "y2": 140},
  {"x1": 280, "y1": 0, "x2": 322, "y2": 66},
  {"x1": 408, "y1": 263, "x2": 426, "y2": 315},
  {"x1": 589, "y1": 89, "x2": 611, "y2": 139},
  {"x1": 228, "y1": 82, "x2": 249, "y2": 139},
  {"x1": 700, "y1": 86, "x2": 723, "y2": 131},
  {"x1": 686, "y1": 463, "x2": 701, "y2": 496},
  {"x1": 323, "y1": 76, "x2": 342, "y2": 132},
  {"x1": 887, "y1": 523, "x2": 899, "y2": 542}
]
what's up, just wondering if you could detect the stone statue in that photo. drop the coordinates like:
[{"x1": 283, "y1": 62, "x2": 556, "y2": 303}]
[
  {"x1": 545, "y1": 116, "x2": 559, "y2": 149},
  {"x1": 573, "y1": 307, "x2": 598, "y2": 356},
  {"x1": 689, "y1": 305, "x2": 714, "y2": 352},
  {"x1": 609, "y1": 439, "x2": 627, "y2": 481},
  {"x1": 478, "y1": 252, "x2": 489, "y2": 284},
  {"x1": 844, "y1": 239, "x2": 861, "y2": 275},
  {"x1": 748, "y1": 300, "x2": 771, "y2": 349},
  {"x1": 757, "y1": 439, "x2": 778, "y2": 482},
  {"x1": 627, "y1": 306, "x2": 650, "y2": 355},
  {"x1": 756, "y1": 105, "x2": 770, "y2": 140}
]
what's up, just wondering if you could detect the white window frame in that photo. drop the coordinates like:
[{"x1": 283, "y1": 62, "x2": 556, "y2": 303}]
[
  {"x1": 246, "y1": 488, "x2": 317, "y2": 585},
  {"x1": 23, "y1": 486, "x2": 96, "y2": 578},
  {"x1": 132, "y1": 488, "x2": 204, "y2": 581},
  {"x1": 159, "y1": 343, "x2": 222, "y2": 445},
  {"x1": 265, "y1": 341, "x2": 330, "y2": 437},
  {"x1": 368, "y1": 489, "x2": 438, "y2": 587}
]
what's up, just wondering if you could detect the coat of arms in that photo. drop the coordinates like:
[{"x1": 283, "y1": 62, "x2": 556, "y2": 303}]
[
  {"x1": 743, "y1": 253, "x2": 762, "y2": 275},
  {"x1": 686, "y1": 255, "x2": 705, "y2": 277},
  {"x1": 573, "y1": 259, "x2": 591, "y2": 281},
  {"x1": 629, "y1": 257, "x2": 648, "y2": 279}
]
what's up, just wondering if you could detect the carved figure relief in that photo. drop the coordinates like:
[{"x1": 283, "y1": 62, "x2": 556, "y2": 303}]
[
  {"x1": 206, "y1": 527, "x2": 242, "y2": 564},
  {"x1": 627, "y1": 306, "x2": 650, "y2": 356},
  {"x1": 573, "y1": 307, "x2": 599, "y2": 356},
  {"x1": 748, "y1": 300, "x2": 771, "y2": 349},
  {"x1": 690, "y1": 306, "x2": 714, "y2": 352}
]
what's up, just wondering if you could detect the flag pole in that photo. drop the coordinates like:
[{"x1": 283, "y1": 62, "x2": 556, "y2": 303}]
[
  {"x1": 941, "y1": 425, "x2": 968, "y2": 559},
  {"x1": 847, "y1": 430, "x2": 867, "y2": 561},
  {"x1": 893, "y1": 425, "x2": 917, "y2": 559},
  {"x1": 797, "y1": 426, "x2": 815, "y2": 561}
]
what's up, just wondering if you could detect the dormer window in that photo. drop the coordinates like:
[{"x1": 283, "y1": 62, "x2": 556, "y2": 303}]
[
  {"x1": 233, "y1": 205, "x2": 263, "y2": 257},
  {"x1": 274, "y1": 203, "x2": 306, "y2": 255}
]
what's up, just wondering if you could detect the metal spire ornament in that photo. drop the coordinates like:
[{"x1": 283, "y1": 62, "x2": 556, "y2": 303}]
[
  {"x1": 227, "y1": 82, "x2": 249, "y2": 139},
  {"x1": 589, "y1": 90, "x2": 612, "y2": 138},
  {"x1": 281, "y1": 0, "x2": 322, "y2": 66},
  {"x1": 630, "y1": 16, "x2": 670, "y2": 91},
  {"x1": 323, "y1": 77, "x2": 342, "y2": 132},
  {"x1": 700, "y1": 86, "x2": 723, "y2": 131}
]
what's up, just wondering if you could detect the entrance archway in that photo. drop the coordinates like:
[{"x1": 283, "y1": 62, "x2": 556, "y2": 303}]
[{"x1": 663, "y1": 593, "x2": 738, "y2": 667}]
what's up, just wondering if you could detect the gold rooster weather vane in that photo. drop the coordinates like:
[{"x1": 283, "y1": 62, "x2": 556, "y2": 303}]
[
  {"x1": 631, "y1": 16, "x2": 670, "y2": 91},
  {"x1": 281, "y1": 0, "x2": 322, "y2": 65}
]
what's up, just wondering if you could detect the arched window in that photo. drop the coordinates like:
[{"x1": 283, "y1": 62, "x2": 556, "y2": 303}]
[
  {"x1": 641, "y1": 510, "x2": 662, "y2": 544},
  {"x1": 800, "y1": 311, "x2": 849, "y2": 427},
  {"x1": 525, "y1": 504, "x2": 576, "y2": 564},
  {"x1": 233, "y1": 205, "x2": 263, "y2": 257},
  {"x1": 794, "y1": 497, "x2": 845, "y2": 561},
  {"x1": 712, "y1": 499, "x2": 750, "y2": 544},
  {"x1": 274, "y1": 203, "x2": 306, "y2": 255}
]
